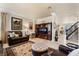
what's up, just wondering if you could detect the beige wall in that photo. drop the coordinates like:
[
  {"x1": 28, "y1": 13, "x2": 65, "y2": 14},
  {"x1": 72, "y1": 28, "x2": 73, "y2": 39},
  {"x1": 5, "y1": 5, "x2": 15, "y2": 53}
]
[{"x1": 6, "y1": 12, "x2": 34, "y2": 36}]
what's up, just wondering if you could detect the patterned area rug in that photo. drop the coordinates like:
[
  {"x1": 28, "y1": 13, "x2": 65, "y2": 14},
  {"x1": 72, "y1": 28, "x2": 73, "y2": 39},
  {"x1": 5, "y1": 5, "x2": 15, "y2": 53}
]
[{"x1": 6, "y1": 41, "x2": 34, "y2": 56}]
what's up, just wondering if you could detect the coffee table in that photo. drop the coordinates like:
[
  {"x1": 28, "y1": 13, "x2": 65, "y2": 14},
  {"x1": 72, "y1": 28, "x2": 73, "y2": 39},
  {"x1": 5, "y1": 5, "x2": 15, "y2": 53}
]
[{"x1": 32, "y1": 42, "x2": 48, "y2": 56}]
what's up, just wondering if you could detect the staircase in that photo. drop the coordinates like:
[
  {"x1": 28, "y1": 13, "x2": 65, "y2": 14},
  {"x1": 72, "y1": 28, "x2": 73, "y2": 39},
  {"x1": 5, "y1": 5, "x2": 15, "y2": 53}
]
[{"x1": 66, "y1": 21, "x2": 79, "y2": 40}]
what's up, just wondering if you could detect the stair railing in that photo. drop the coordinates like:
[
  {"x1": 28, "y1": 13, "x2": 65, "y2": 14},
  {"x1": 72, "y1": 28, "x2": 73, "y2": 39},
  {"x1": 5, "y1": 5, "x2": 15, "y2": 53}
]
[{"x1": 66, "y1": 21, "x2": 79, "y2": 40}]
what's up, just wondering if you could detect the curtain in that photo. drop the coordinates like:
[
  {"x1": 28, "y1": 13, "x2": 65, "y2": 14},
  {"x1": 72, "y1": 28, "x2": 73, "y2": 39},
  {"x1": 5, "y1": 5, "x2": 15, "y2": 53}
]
[
  {"x1": 1, "y1": 12, "x2": 7, "y2": 43},
  {"x1": 0, "y1": 14, "x2": 1, "y2": 41}
]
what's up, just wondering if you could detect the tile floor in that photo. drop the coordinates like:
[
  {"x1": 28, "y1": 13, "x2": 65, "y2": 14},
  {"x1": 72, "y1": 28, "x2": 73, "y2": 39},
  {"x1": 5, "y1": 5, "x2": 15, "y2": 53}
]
[{"x1": 29, "y1": 38, "x2": 60, "y2": 50}]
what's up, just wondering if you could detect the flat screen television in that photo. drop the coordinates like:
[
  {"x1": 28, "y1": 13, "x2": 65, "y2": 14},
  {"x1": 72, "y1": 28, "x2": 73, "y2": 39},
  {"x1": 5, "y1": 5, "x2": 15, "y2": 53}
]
[{"x1": 37, "y1": 28, "x2": 48, "y2": 33}]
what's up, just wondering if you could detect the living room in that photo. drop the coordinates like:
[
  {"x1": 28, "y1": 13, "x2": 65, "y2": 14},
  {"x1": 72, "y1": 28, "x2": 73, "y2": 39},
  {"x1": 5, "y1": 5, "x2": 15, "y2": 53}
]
[{"x1": 0, "y1": 3, "x2": 79, "y2": 56}]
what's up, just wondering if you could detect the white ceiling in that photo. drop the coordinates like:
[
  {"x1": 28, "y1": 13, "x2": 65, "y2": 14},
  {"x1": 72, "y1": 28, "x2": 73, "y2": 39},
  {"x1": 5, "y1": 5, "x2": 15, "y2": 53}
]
[{"x1": 0, "y1": 3, "x2": 79, "y2": 19}]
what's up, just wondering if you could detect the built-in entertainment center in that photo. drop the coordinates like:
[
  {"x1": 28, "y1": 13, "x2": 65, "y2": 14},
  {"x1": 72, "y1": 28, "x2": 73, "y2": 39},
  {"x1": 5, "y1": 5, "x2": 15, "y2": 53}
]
[{"x1": 35, "y1": 23, "x2": 52, "y2": 40}]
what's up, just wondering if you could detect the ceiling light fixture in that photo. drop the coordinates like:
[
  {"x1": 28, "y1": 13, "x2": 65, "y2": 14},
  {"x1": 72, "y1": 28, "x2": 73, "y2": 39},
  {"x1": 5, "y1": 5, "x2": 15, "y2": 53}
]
[{"x1": 48, "y1": 6, "x2": 53, "y2": 14}]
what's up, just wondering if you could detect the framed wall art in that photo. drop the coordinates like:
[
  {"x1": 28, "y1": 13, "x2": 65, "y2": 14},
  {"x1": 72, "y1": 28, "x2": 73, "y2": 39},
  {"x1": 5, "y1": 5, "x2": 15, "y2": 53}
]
[
  {"x1": 11, "y1": 17, "x2": 22, "y2": 30},
  {"x1": 29, "y1": 22, "x2": 33, "y2": 30}
]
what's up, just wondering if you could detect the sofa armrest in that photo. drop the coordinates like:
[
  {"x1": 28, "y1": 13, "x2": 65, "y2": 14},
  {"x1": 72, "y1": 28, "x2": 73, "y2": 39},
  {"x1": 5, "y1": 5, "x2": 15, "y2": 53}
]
[
  {"x1": 59, "y1": 45, "x2": 74, "y2": 55},
  {"x1": 66, "y1": 43, "x2": 79, "y2": 49}
]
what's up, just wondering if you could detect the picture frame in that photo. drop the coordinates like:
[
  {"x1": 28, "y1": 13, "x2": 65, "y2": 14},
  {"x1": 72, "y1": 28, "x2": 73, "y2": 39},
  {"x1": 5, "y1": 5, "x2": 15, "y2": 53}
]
[
  {"x1": 11, "y1": 17, "x2": 22, "y2": 30},
  {"x1": 29, "y1": 22, "x2": 33, "y2": 30}
]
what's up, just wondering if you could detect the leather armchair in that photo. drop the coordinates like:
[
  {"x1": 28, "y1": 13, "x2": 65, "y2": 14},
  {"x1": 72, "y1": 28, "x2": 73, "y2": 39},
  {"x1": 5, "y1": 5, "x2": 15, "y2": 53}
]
[
  {"x1": 59, "y1": 45, "x2": 74, "y2": 55},
  {"x1": 59, "y1": 43, "x2": 79, "y2": 55}
]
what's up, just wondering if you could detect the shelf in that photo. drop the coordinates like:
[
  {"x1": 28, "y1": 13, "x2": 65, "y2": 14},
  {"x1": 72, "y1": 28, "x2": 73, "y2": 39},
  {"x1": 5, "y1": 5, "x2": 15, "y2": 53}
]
[{"x1": 35, "y1": 23, "x2": 52, "y2": 40}]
